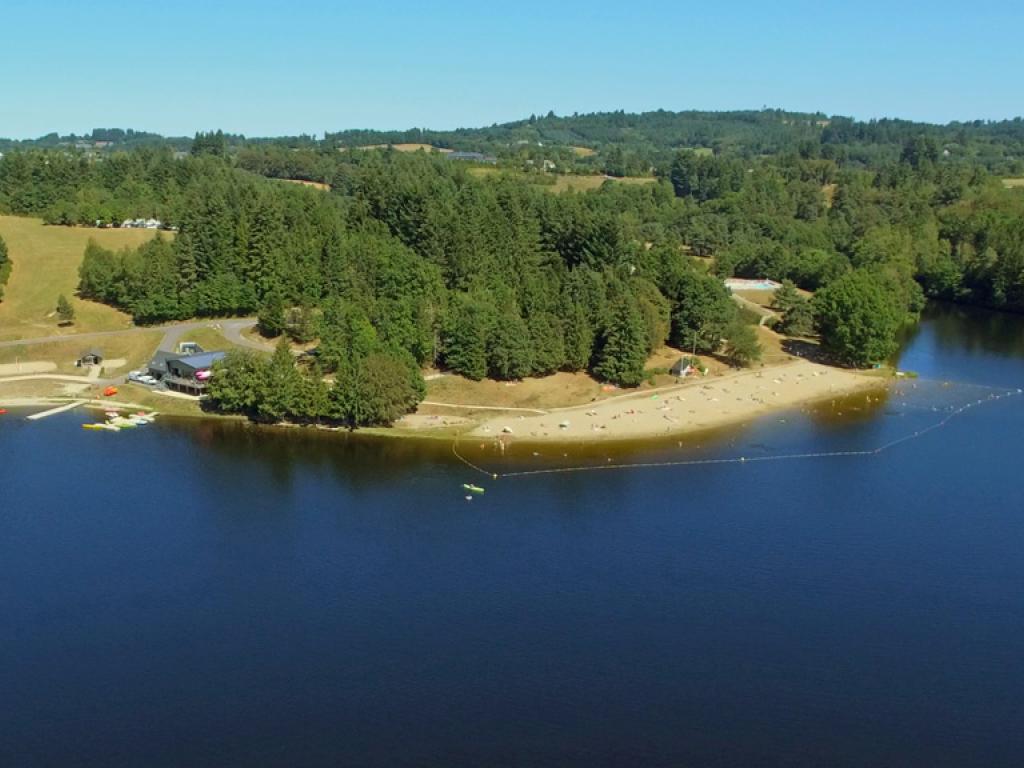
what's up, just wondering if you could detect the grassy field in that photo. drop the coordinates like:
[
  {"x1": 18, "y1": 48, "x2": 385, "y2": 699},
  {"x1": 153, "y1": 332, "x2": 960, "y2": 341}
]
[
  {"x1": 356, "y1": 143, "x2": 451, "y2": 153},
  {"x1": 547, "y1": 175, "x2": 657, "y2": 193},
  {"x1": 467, "y1": 167, "x2": 658, "y2": 194},
  {"x1": 0, "y1": 331, "x2": 164, "y2": 375},
  {"x1": 278, "y1": 179, "x2": 331, "y2": 192},
  {"x1": 1002, "y1": 178, "x2": 1024, "y2": 189},
  {"x1": 424, "y1": 346, "x2": 729, "y2": 412},
  {"x1": 0, "y1": 216, "x2": 164, "y2": 341},
  {"x1": 175, "y1": 326, "x2": 234, "y2": 352},
  {"x1": 569, "y1": 146, "x2": 596, "y2": 157}
]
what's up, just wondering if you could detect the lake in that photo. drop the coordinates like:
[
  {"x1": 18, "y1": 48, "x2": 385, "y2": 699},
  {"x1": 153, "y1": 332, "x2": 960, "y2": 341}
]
[{"x1": 2, "y1": 304, "x2": 1023, "y2": 767}]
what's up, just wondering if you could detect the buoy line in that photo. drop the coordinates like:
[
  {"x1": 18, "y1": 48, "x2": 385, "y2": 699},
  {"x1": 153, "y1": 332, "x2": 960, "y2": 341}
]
[{"x1": 451, "y1": 384, "x2": 1023, "y2": 481}]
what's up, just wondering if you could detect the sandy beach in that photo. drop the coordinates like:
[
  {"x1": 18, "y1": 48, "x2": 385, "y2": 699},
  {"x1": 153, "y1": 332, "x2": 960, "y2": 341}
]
[{"x1": 468, "y1": 360, "x2": 883, "y2": 442}]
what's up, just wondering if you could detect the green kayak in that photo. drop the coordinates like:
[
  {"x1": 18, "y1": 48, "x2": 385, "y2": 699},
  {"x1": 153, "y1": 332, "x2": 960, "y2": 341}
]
[{"x1": 462, "y1": 484, "x2": 485, "y2": 494}]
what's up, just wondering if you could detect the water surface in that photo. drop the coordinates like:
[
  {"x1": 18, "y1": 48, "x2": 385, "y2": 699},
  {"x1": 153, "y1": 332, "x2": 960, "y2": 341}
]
[{"x1": 2, "y1": 303, "x2": 1023, "y2": 767}]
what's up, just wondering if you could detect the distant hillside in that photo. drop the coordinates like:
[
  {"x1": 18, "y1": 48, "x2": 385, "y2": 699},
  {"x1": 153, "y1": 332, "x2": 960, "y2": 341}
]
[{"x1": 3, "y1": 109, "x2": 1023, "y2": 174}]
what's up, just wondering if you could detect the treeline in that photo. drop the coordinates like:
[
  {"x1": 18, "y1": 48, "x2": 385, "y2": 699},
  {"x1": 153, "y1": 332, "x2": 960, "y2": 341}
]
[
  {"x1": 206, "y1": 337, "x2": 424, "y2": 428},
  {"x1": 0, "y1": 148, "x2": 198, "y2": 226},
  {"x1": 6, "y1": 108, "x2": 1023, "y2": 179}
]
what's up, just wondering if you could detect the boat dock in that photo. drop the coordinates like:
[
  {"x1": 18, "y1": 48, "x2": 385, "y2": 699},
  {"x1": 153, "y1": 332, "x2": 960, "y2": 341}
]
[{"x1": 26, "y1": 400, "x2": 86, "y2": 421}]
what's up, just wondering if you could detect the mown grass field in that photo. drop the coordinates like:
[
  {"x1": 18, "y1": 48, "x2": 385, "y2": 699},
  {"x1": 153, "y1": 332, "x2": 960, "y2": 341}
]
[
  {"x1": 467, "y1": 167, "x2": 658, "y2": 194},
  {"x1": 0, "y1": 216, "x2": 165, "y2": 341},
  {"x1": 176, "y1": 325, "x2": 234, "y2": 352},
  {"x1": 356, "y1": 143, "x2": 452, "y2": 154},
  {"x1": 1002, "y1": 178, "x2": 1024, "y2": 189},
  {"x1": 0, "y1": 331, "x2": 164, "y2": 375}
]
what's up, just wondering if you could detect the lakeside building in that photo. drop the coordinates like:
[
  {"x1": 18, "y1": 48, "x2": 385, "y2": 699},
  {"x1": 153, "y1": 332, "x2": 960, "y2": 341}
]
[{"x1": 147, "y1": 350, "x2": 226, "y2": 396}]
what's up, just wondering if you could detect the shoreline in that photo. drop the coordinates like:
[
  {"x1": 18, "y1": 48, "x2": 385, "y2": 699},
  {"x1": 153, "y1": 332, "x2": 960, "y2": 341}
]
[
  {"x1": 2, "y1": 360, "x2": 889, "y2": 447},
  {"x1": 461, "y1": 359, "x2": 886, "y2": 444}
]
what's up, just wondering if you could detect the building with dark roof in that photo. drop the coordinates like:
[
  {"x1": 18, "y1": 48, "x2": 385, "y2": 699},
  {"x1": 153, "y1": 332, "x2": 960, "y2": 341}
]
[
  {"x1": 77, "y1": 349, "x2": 103, "y2": 367},
  {"x1": 446, "y1": 151, "x2": 497, "y2": 164},
  {"x1": 148, "y1": 350, "x2": 227, "y2": 396}
]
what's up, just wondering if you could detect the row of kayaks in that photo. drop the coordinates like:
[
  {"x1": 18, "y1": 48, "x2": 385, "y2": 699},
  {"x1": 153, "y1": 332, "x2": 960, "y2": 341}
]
[{"x1": 83, "y1": 411, "x2": 157, "y2": 432}]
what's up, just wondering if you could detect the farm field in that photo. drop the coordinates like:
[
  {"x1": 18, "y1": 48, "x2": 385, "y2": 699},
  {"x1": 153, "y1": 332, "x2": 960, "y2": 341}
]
[
  {"x1": 357, "y1": 143, "x2": 452, "y2": 153},
  {"x1": 0, "y1": 216, "x2": 165, "y2": 341},
  {"x1": 467, "y1": 167, "x2": 658, "y2": 193},
  {"x1": 547, "y1": 174, "x2": 658, "y2": 193}
]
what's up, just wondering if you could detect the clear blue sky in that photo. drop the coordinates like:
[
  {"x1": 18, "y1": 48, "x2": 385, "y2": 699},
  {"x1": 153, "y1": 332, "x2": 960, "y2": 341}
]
[{"x1": 1, "y1": 0, "x2": 1020, "y2": 138}]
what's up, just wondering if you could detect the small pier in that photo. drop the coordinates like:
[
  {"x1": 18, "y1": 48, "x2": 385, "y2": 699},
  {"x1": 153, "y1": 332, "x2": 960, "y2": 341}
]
[{"x1": 26, "y1": 400, "x2": 86, "y2": 421}]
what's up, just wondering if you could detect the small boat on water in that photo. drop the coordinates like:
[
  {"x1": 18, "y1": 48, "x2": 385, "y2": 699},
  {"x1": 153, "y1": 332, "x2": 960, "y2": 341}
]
[
  {"x1": 82, "y1": 423, "x2": 120, "y2": 432},
  {"x1": 462, "y1": 484, "x2": 485, "y2": 495}
]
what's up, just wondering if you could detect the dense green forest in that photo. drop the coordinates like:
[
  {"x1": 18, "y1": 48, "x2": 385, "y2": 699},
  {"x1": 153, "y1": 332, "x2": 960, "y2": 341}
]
[{"x1": 1, "y1": 109, "x2": 1023, "y2": 425}]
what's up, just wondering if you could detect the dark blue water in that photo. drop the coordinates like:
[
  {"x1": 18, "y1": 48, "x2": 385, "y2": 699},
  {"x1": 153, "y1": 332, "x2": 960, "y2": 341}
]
[{"x1": 2, "y1": 304, "x2": 1023, "y2": 767}]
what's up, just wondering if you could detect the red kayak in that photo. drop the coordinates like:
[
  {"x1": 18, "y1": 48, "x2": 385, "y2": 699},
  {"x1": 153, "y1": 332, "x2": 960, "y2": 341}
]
[{"x1": 102, "y1": 386, "x2": 118, "y2": 397}]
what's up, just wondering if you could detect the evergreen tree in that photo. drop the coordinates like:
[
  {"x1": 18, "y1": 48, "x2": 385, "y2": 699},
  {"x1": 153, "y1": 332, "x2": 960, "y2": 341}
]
[
  {"x1": 0, "y1": 234, "x2": 11, "y2": 301},
  {"x1": 488, "y1": 308, "x2": 534, "y2": 380},
  {"x1": 665, "y1": 269, "x2": 736, "y2": 353},
  {"x1": 258, "y1": 338, "x2": 301, "y2": 421},
  {"x1": 593, "y1": 299, "x2": 647, "y2": 387},
  {"x1": 56, "y1": 294, "x2": 75, "y2": 325},
  {"x1": 443, "y1": 292, "x2": 496, "y2": 380},
  {"x1": 257, "y1": 290, "x2": 285, "y2": 338},
  {"x1": 561, "y1": 301, "x2": 594, "y2": 371},
  {"x1": 771, "y1": 279, "x2": 802, "y2": 314}
]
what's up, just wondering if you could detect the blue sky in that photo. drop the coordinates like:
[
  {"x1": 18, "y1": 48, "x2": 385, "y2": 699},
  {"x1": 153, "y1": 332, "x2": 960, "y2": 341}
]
[{"x1": 1, "y1": 0, "x2": 1020, "y2": 138}]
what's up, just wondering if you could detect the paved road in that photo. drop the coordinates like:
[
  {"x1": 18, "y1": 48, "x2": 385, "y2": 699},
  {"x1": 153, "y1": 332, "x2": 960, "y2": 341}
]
[{"x1": 0, "y1": 318, "x2": 269, "y2": 351}]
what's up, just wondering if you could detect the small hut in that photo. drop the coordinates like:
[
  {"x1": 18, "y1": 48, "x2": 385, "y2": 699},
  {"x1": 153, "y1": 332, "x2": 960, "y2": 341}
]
[
  {"x1": 77, "y1": 349, "x2": 103, "y2": 367},
  {"x1": 670, "y1": 357, "x2": 692, "y2": 378}
]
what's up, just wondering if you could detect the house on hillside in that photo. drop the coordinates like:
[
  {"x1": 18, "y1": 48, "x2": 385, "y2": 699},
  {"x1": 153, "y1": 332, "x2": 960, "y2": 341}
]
[{"x1": 446, "y1": 151, "x2": 498, "y2": 164}]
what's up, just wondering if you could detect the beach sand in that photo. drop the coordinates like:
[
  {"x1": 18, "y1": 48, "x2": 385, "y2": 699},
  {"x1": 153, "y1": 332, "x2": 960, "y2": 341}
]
[{"x1": 469, "y1": 360, "x2": 883, "y2": 442}]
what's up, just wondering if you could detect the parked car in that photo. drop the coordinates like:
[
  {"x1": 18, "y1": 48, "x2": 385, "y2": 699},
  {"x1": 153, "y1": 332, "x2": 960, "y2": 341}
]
[
  {"x1": 127, "y1": 370, "x2": 145, "y2": 382},
  {"x1": 139, "y1": 375, "x2": 158, "y2": 386}
]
